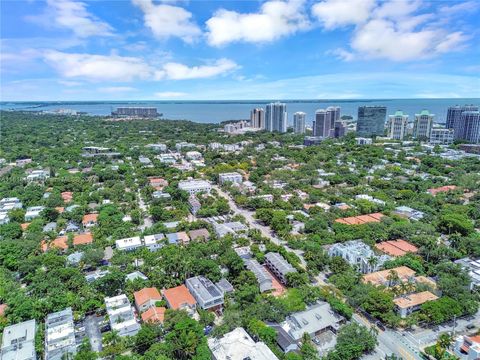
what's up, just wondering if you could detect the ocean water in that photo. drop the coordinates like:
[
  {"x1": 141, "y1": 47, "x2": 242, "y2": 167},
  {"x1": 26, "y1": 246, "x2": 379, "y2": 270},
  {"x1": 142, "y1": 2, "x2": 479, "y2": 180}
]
[{"x1": 1, "y1": 99, "x2": 479, "y2": 124}]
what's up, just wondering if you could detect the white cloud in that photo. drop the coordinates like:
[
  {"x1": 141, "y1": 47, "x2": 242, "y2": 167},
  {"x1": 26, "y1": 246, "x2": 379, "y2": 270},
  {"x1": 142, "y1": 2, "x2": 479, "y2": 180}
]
[
  {"x1": 155, "y1": 58, "x2": 238, "y2": 80},
  {"x1": 439, "y1": 1, "x2": 480, "y2": 14},
  {"x1": 58, "y1": 80, "x2": 83, "y2": 87},
  {"x1": 154, "y1": 91, "x2": 187, "y2": 98},
  {"x1": 315, "y1": 0, "x2": 470, "y2": 62},
  {"x1": 312, "y1": 0, "x2": 375, "y2": 29},
  {"x1": 99, "y1": 86, "x2": 138, "y2": 93},
  {"x1": 206, "y1": 0, "x2": 310, "y2": 46},
  {"x1": 44, "y1": 51, "x2": 153, "y2": 81},
  {"x1": 43, "y1": 0, "x2": 114, "y2": 37},
  {"x1": 43, "y1": 50, "x2": 238, "y2": 82},
  {"x1": 132, "y1": 0, "x2": 201, "y2": 43}
]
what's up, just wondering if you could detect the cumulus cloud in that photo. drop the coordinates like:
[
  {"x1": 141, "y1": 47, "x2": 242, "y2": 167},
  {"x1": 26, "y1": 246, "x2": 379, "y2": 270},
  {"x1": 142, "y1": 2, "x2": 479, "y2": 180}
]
[
  {"x1": 132, "y1": 0, "x2": 201, "y2": 43},
  {"x1": 313, "y1": 0, "x2": 469, "y2": 61},
  {"x1": 312, "y1": 0, "x2": 375, "y2": 29},
  {"x1": 206, "y1": 0, "x2": 310, "y2": 46},
  {"x1": 154, "y1": 91, "x2": 187, "y2": 98},
  {"x1": 43, "y1": 51, "x2": 238, "y2": 82},
  {"x1": 43, "y1": 51, "x2": 152, "y2": 81},
  {"x1": 35, "y1": 0, "x2": 114, "y2": 38},
  {"x1": 155, "y1": 58, "x2": 239, "y2": 80}
]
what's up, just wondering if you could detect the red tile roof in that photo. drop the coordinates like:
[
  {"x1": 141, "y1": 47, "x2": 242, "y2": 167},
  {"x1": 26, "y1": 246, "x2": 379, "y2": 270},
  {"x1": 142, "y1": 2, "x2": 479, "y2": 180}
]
[
  {"x1": 141, "y1": 306, "x2": 166, "y2": 324},
  {"x1": 134, "y1": 287, "x2": 162, "y2": 308},
  {"x1": 82, "y1": 213, "x2": 98, "y2": 224},
  {"x1": 61, "y1": 191, "x2": 73, "y2": 202},
  {"x1": 0, "y1": 304, "x2": 7, "y2": 317},
  {"x1": 335, "y1": 213, "x2": 384, "y2": 225},
  {"x1": 73, "y1": 233, "x2": 93, "y2": 246},
  {"x1": 42, "y1": 236, "x2": 68, "y2": 252},
  {"x1": 162, "y1": 285, "x2": 196, "y2": 310},
  {"x1": 427, "y1": 185, "x2": 458, "y2": 196},
  {"x1": 375, "y1": 239, "x2": 419, "y2": 257},
  {"x1": 20, "y1": 222, "x2": 30, "y2": 231}
]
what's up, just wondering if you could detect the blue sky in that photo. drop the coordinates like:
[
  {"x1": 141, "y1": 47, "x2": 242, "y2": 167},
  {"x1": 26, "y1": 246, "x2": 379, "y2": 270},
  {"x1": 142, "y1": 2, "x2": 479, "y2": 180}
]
[{"x1": 1, "y1": 0, "x2": 479, "y2": 101}]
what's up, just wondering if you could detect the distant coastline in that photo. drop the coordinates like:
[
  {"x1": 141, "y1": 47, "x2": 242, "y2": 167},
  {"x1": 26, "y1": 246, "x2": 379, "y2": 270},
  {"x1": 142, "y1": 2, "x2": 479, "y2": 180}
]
[{"x1": 1, "y1": 98, "x2": 479, "y2": 124}]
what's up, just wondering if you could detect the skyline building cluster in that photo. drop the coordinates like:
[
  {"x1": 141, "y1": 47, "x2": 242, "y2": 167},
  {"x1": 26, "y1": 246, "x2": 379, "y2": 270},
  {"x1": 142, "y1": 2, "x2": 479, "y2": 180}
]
[{"x1": 245, "y1": 102, "x2": 479, "y2": 144}]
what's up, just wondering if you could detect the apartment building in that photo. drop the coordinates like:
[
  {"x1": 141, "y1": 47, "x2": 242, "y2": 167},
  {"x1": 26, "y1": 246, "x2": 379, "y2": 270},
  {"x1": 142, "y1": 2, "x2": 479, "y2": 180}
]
[
  {"x1": 105, "y1": 294, "x2": 140, "y2": 337},
  {"x1": 45, "y1": 308, "x2": 77, "y2": 360},
  {"x1": 264, "y1": 252, "x2": 296, "y2": 285}
]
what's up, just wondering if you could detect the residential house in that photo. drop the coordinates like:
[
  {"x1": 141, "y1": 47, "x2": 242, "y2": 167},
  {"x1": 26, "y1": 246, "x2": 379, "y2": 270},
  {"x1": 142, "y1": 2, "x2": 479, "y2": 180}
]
[
  {"x1": 61, "y1": 192, "x2": 73, "y2": 203},
  {"x1": 141, "y1": 307, "x2": 166, "y2": 324},
  {"x1": 105, "y1": 294, "x2": 140, "y2": 337},
  {"x1": 144, "y1": 233, "x2": 165, "y2": 252},
  {"x1": 455, "y1": 258, "x2": 480, "y2": 290},
  {"x1": 185, "y1": 276, "x2": 224, "y2": 311},
  {"x1": 427, "y1": 185, "x2": 458, "y2": 196},
  {"x1": 454, "y1": 334, "x2": 480, "y2": 359},
  {"x1": 1, "y1": 319, "x2": 37, "y2": 360},
  {"x1": 26, "y1": 169, "x2": 49, "y2": 182},
  {"x1": 73, "y1": 233, "x2": 93, "y2": 246},
  {"x1": 188, "y1": 228, "x2": 210, "y2": 242},
  {"x1": 45, "y1": 308, "x2": 76, "y2": 360},
  {"x1": 134, "y1": 287, "x2": 162, "y2": 313},
  {"x1": 166, "y1": 231, "x2": 190, "y2": 245},
  {"x1": 115, "y1": 236, "x2": 142, "y2": 251},
  {"x1": 162, "y1": 285, "x2": 197, "y2": 314},
  {"x1": 82, "y1": 213, "x2": 98, "y2": 228},
  {"x1": 148, "y1": 177, "x2": 168, "y2": 189},
  {"x1": 188, "y1": 195, "x2": 201, "y2": 215},
  {"x1": 216, "y1": 279, "x2": 234, "y2": 295},
  {"x1": 264, "y1": 252, "x2": 296, "y2": 285},
  {"x1": 208, "y1": 327, "x2": 279, "y2": 360},
  {"x1": 25, "y1": 206, "x2": 45, "y2": 221},
  {"x1": 393, "y1": 206, "x2": 425, "y2": 221}
]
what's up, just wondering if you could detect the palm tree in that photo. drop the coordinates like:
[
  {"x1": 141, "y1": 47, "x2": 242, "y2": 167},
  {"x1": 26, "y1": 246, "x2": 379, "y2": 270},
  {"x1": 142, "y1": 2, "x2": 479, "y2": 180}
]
[
  {"x1": 387, "y1": 269, "x2": 400, "y2": 287},
  {"x1": 367, "y1": 256, "x2": 379, "y2": 272}
]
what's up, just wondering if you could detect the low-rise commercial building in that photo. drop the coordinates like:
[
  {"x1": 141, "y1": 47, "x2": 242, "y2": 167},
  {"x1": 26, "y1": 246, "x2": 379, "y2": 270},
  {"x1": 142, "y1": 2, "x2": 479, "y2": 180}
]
[
  {"x1": 272, "y1": 302, "x2": 345, "y2": 353},
  {"x1": 208, "y1": 327, "x2": 279, "y2": 360},
  {"x1": 245, "y1": 259, "x2": 273, "y2": 293},
  {"x1": 393, "y1": 291, "x2": 438, "y2": 318},
  {"x1": 218, "y1": 172, "x2": 243, "y2": 185},
  {"x1": 264, "y1": 252, "x2": 296, "y2": 285},
  {"x1": 105, "y1": 294, "x2": 140, "y2": 337},
  {"x1": 328, "y1": 240, "x2": 390, "y2": 274},
  {"x1": 178, "y1": 179, "x2": 211, "y2": 195},
  {"x1": 45, "y1": 308, "x2": 77, "y2": 360}
]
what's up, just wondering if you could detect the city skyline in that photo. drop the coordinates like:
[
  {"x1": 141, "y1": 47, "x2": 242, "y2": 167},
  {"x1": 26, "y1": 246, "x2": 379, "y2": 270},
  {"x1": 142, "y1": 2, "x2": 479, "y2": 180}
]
[{"x1": 1, "y1": 0, "x2": 480, "y2": 101}]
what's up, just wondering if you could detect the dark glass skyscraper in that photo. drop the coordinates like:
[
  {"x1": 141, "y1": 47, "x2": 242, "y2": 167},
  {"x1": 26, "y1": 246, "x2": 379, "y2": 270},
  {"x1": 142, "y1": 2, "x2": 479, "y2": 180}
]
[
  {"x1": 455, "y1": 111, "x2": 480, "y2": 143},
  {"x1": 446, "y1": 105, "x2": 478, "y2": 129},
  {"x1": 357, "y1": 106, "x2": 387, "y2": 136}
]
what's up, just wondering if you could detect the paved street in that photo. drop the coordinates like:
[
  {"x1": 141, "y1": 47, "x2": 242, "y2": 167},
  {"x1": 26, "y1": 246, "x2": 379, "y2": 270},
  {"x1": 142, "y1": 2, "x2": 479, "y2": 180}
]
[
  {"x1": 85, "y1": 315, "x2": 103, "y2": 353},
  {"x1": 214, "y1": 185, "x2": 307, "y2": 269}
]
